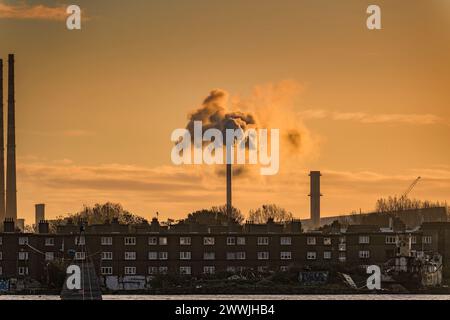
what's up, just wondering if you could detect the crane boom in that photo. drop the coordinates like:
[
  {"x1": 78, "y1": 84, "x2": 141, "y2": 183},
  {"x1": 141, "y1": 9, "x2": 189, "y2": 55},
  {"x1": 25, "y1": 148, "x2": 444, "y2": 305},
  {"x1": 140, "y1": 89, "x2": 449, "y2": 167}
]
[{"x1": 401, "y1": 176, "x2": 421, "y2": 199}]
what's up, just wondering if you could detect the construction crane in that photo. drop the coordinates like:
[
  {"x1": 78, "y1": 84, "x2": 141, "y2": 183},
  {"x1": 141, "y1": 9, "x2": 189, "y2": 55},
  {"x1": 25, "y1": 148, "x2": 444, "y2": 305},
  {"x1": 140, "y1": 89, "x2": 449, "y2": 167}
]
[{"x1": 400, "y1": 176, "x2": 421, "y2": 200}]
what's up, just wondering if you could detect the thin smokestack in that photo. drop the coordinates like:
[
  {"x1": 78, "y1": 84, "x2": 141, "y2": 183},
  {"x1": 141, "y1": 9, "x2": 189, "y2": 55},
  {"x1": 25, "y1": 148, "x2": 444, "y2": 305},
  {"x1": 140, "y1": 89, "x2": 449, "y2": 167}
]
[
  {"x1": 6, "y1": 54, "x2": 17, "y2": 221},
  {"x1": 226, "y1": 163, "x2": 232, "y2": 216},
  {"x1": 35, "y1": 203, "x2": 45, "y2": 227},
  {"x1": 0, "y1": 59, "x2": 5, "y2": 223},
  {"x1": 309, "y1": 171, "x2": 322, "y2": 228}
]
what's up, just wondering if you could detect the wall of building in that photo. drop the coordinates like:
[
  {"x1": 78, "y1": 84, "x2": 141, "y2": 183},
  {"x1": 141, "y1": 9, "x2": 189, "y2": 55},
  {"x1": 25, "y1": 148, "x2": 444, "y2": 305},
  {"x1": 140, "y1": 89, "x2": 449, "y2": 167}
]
[{"x1": 0, "y1": 223, "x2": 441, "y2": 284}]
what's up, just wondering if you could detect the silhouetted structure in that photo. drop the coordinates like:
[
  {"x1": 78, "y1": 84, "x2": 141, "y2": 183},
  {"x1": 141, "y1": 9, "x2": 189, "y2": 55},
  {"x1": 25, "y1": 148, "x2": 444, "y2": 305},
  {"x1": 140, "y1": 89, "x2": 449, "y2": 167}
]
[
  {"x1": 35, "y1": 204, "x2": 45, "y2": 227},
  {"x1": 309, "y1": 171, "x2": 322, "y2": 228},
  {"x1": 6, "y1": 54, "x2": 17, "y2": 221},
  {"x1": 0, "y1": 59, "x2": 5, "y2": 223},
  {"x1": 226, "y1": 163, "x2": 232, "y2": 216}
]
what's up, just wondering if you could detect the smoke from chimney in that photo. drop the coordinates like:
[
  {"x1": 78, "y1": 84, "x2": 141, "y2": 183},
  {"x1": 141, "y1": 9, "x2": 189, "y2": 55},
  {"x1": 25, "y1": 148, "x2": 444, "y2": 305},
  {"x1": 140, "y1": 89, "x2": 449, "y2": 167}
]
[
  {"x1": 185, "y1": 89, "x2": 257, "y2": 216},
  {"x1": 182, "y1": 84, "x2": 313, "y2": 215}
]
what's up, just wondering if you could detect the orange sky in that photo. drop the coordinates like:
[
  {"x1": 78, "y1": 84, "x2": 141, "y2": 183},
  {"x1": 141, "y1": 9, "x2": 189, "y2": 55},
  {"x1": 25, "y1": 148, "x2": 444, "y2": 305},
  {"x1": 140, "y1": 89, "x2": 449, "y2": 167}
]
[{"x1": 0, "y1": 0, "x2": 449, "y2": 224}]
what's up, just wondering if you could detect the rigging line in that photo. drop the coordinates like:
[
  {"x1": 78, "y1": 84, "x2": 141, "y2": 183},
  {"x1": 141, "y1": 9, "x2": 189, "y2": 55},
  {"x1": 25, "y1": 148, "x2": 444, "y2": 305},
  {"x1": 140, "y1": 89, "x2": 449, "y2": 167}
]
[{"x1": 25, "y1": 243, "x2": 46, "y2": 255}]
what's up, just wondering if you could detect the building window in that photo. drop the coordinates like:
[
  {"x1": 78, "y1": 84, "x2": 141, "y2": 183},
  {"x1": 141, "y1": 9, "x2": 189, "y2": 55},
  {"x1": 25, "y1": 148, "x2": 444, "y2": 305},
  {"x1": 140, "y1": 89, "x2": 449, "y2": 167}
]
[
  {"x1": 359, "y1": 250, "x2": 370, "y2": 259},
  {"x1": 257, "y1": 237, "x2": 269, "y2": 245},
  {"x1": 306, "y1": 251, "x2": 317, "y2": 260},
  {"x1": 339, "y1": 252, "x2": 346, "y2": 262},
  {"x1": 124, "y1": 267, "x2": 136, "y2": 275},
  {"x1": 323, "y1": 237, "x2": 332, "y2": 245},
  {"x1": 124, "y1": 237, "x2": 136, "y2": 246},
  {"x1": 75, "y1": 236, "x2": 85, "y2": 246},
  {"x1": 227, "y1": 266, "x2": 236, "y2": 273},
  {"x1": 148, "y1": 266, "x2": 158, "y2": 275},
  {"x1": 324, "y1": 251, "x2": 332, "y2": 259},
  {"x1": 45, "y1": 252, "x2": 54, "y2": 261},
  {"x1": 124, "y1": 252, "x2": 136, "y2": 260},
  {"x1": 359, "y1": 236, "x2": 370, "y2": 244},
  {"x1": 237, "y1": 237, "x2": 246, "y2": 245},
  {"x1": 159, "y1": 252, "x2": 168, "y2": 260},
  {"x1": 148, "y1": 237, "x2": 157, "y2": 245},
  {"x1": 0, "y1": 266, "x2": 2, "y2": 275},
  {"x1": 45, "y1": 238, "x2": 54, "y2": 246},
  {"x1": 180, "y1": 237, "x2": 191, "y2": 245},
  {"x1": 159, "y1": 237, "x2": 168, "y2": 245},
  {"x1": 386, "y1": 236, "x2": 397, "y2": 244},
  {"x1": 338, "y1": 243, "x2": 346, "y2": 251},
  {"x1": 203, "y1": 237, "x2": 215, "y2": 245},
  {"x1": 18, "y1": 267, "x2": 29, "y2": 275},
  {"x1": 148, "y1": 251, "x2": 158, "y2": 260},
  {"x1": 280, "y1": 251, "x2": 292, "y2": 260},
  {"x1": 101, "y1": 267, "x2": 113, "y2": 275},
  {"x1": 204, "y1": 252, "x2": 215, "y2": 260},
  {"x1": 101, "y1": 237, "x2": 112, "y2": 246},
  {"x1": 423, "y1": 236, "x2": 432, "y2": 244},
  {"x1": 180, "y1": 252, "x2": 191, "y2": 260},
  {"x1": 180, "y1": 266, "x2": 191, "y2": 275},
  {"x1": 0, "y1": 237, "x2": 2, "y2": 245},
  {"x1": 18, "y1": 252, "x2": 29, "y2": 261},
  {"x1": 280, "y1": 237, "x2": 291, "y2": 245},
  {"x1": 0, "y1": 252, "x2": 2, "y2": 260},
  {"x1": 257, "y1": 266, "x2": 268, "y2": 273},
  {"x1": 226, "y1": 252, "x2": 236, "y2": 260},
  {"x1": 307, "y1": 237, "x2": 316, "y2": 245},
  {"x1": 75, "y1": 252, "x2": 86, "y2": 260},
  {"x1": 236, "y1": 252, "x2": 246, "y2": 260},
  {"x1": 203, "y1": 266, "x2": 215, "y2": 274},
  {"x1": 19, "y1": 237, "x2": 29, "y2": 245},
  {"x1": 101, "y1": 252, "x2": 113, "y2": 260},
  {"x1": 280, "y1": 266, "x2": 289, "y2": 272},
  {"x1": 227, "y1": 237, "x2": 236, "y2": 245},
  {"x1": 159, "y1": 266, "x2": 168, "y2": 274},
  {"x1": 257, "y1": 251, "x2": 269, "y2": 260},
  {"x1": 411, "y1": 236, "x2": 417, "y2": 244}
]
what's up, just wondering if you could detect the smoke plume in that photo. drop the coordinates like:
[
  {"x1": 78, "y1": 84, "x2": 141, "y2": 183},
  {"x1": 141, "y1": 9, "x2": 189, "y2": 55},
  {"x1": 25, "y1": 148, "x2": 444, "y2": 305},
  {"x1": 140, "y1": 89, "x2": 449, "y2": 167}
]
[
  {"x1": 186, "y1": 89, "x2": 257, "y2": 140},
  {"x1": 184, "y1": 80, "x2": 317, "y2": 176}
]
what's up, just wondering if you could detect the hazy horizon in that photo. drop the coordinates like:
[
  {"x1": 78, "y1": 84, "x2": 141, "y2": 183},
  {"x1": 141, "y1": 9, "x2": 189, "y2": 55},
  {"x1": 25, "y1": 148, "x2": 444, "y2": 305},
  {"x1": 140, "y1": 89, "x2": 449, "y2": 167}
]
[{"x1": 0, "y1": 0, "x2": 449, "y2": 223}]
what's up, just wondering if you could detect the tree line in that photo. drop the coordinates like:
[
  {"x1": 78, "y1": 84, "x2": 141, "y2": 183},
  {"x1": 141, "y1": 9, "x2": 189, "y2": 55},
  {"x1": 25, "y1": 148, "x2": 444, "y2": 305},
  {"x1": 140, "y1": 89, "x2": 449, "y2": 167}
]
[{"x1": 47, "y1": 202, "x2": 295, "y2": 228}]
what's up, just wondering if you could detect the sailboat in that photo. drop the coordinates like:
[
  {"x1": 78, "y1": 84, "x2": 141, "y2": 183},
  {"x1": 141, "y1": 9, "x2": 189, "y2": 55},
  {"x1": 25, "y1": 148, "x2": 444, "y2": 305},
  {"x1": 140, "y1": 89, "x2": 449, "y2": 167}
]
[{"x1": 60, "y1": 225, "x2": 103, "y2": 300}]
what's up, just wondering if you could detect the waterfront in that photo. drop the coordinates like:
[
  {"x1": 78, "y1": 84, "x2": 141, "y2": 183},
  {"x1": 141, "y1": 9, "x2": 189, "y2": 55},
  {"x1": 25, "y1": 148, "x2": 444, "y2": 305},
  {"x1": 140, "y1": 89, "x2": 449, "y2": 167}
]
[{"x1": 1, "y1": 294, "x2": 450, "y2": 300}]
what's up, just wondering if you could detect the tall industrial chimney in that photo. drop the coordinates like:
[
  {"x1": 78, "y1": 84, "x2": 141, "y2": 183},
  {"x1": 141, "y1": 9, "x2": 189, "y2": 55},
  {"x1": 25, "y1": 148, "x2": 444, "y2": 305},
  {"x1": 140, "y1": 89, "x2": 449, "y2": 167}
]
[
  {"x1": 6, "y1": 54, "x2": 17, "y2": 221},
  {"x1": 0, "y1": 59, "x2": 5, "y2": 223},
  {"x1": 226, "y1": 163, "x2": 232, "y2": 216},
  {"x1": 309, "y1": 171, "x2": 322, "y2": 228},
  {"x1": 35, "y1": 203, "x2": 45, "y2": 227}
]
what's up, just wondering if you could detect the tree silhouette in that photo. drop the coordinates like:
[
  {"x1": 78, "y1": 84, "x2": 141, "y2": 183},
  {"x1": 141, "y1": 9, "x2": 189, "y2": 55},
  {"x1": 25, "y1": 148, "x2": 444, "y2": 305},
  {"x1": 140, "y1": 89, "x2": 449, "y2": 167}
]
[
  {"x1": 248, "y1": 204, "x2": 293, "y2": 224},
  {"x1": 52, "y1": 202, "x2": 147, "y2": 227},
  {"x1": 184, "y1": 205, "x2": 244, "y2": 225}
]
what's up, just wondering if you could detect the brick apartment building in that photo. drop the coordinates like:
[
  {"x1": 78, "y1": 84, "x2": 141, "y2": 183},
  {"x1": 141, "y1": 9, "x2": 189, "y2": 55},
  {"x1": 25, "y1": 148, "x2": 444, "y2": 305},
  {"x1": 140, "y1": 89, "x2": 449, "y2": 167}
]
[{"x1": 0, "y1": 216, "x2": 447, "y2": 284}]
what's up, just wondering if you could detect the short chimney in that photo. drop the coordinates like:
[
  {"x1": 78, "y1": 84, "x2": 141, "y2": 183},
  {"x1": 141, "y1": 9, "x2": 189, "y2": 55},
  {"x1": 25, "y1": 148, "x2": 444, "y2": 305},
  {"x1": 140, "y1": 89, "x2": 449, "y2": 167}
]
[
  {"x1": 150, "y1": 218, "x2": 160, "y2": 232},
  {"x1": 3, "y1": 217, "x2": 15, "y2": 232},
  {"x1": 38, "y1": 220, "x2": 49, "y2": 234}
]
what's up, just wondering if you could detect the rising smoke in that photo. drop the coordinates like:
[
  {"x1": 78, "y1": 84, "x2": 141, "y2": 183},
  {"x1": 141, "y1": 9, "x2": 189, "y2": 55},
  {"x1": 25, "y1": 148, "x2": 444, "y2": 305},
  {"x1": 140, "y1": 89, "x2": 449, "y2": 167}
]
[
  {"x1": 185, "y1": 89, "x2": 256, "y2": 141},
  {"x1": 183, "y1": 81, "x2": 316, "y2": 176}
]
